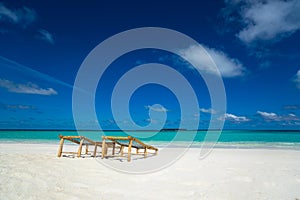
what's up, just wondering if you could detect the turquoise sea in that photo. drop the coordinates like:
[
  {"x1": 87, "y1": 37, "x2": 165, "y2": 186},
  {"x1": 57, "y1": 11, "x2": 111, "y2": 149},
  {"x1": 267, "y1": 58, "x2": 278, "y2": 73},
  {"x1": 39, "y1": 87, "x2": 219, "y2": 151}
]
[{"x1": 1, "y1": 130, "x2": 300, "y2": 149}]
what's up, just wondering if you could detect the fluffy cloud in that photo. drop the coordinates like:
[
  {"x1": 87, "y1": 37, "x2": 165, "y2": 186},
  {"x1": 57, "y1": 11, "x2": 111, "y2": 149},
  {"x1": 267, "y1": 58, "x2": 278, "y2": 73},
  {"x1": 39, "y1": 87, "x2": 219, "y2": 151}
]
[
  {"x1": 36, "y1": 29, "x2": 54, "y2": 44},
  {"x1": 0, "y1": 102, "x2": 35, "y2": 110},
  {"x1": 0, "y1": 3, "x2": 54, "y2": 44},
  {"x1": 145, "y1": 105, "x2": 169, "y2": 112},
  {"x1": 224, "y1": 113, "x2": 250, "y2": 122},
  {"x1": 257, "y1": 111, "x2": 280, "y2": 121},
  {"x1": 293, "y1": 70, "x2": 300, "y2": 89},
  {"x1": 223, "y1": 0, "x2": 300, "y2": 44},
  {"x1": 179, "y1": 45, "x2": 245, "y2": 78},
  {"x1": 218, "y1": 113, "x2": 250, "y2": 122},
  {"x1": 6, "y1": 104, "x2": 35, "y2": 110},
  {"x1": 0, "y1": 2, "x2": 37, "y2": 27},
  {"x1": 283, "y1": 104, "x2": 300, "y2": 110},
  {"x1": 0, "y1": 79, "x2": 57, "y2": 95},
  {"x1": 199, "y1": 108, "x2": 217, "y2": 114},
  {"x1": 257, "y1": 110, "x2": 300, "y2": 122}
]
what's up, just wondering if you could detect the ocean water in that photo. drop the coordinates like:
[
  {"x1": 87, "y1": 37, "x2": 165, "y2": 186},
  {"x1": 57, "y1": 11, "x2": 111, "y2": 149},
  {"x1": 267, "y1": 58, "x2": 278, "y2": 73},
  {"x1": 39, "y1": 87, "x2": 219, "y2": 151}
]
[{"x1": 1, "y1": 130, "x2": 300, "y2": 149}]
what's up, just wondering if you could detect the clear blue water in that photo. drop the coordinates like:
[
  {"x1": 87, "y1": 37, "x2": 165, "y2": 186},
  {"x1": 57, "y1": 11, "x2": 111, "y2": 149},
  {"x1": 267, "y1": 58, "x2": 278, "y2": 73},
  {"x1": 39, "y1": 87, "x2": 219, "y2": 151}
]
[{"x1": 1, "y1": 130, "x2": 300, "y2": 149}]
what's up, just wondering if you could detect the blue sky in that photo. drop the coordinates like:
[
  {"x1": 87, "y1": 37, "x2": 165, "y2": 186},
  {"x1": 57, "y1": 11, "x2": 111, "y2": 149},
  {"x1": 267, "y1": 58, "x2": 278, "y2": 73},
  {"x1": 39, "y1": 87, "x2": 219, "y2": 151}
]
[{"x1": 0, "y1": 0, "x2": 300, "y2": 130}]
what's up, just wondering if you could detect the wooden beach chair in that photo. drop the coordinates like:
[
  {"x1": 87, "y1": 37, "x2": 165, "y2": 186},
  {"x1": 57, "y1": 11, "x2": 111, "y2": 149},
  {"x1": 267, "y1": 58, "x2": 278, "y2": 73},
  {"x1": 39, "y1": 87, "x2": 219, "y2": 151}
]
[
  {"x1": 101, "y1": 136, "x2": 158, "y2": 162},
  {"x1": 57, "y1": 135, "x2": 114, "y2": 158},
  {"x1": 57, "y1": 135, "x2": 158, "y2": 162}
]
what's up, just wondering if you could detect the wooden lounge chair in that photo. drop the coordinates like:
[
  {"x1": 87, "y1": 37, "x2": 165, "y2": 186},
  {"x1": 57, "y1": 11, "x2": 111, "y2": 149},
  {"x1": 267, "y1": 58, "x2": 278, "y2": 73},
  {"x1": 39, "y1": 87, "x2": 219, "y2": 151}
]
[
  {"x1": 57, "y1": 135, "x2": 114, "y2": 158},
  {"x1": 101, "y1": 136, "x2": 158, "y2": 162},
  {"x1": 57, "y1": 135, "x2": 158, "y2": 162}
]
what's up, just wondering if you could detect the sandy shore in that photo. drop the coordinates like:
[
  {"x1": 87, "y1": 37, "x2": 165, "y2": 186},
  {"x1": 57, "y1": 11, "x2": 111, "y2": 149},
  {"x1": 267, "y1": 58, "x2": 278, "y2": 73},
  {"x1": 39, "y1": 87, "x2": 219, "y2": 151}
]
[{"x1": 1, "y1": 143, "x2": 300, "y2": 200}]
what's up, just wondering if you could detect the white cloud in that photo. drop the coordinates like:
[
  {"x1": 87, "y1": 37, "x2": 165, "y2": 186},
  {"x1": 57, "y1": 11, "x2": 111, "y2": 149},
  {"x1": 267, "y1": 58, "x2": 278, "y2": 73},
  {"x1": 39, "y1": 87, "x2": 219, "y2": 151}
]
[
  {"x1": 0, "y1": 2, "x2": 37, "y2": 27},
  {"x1": 293, "y1": 70, "x2": 300, "y2": 89},
  {"x1": 257, "y1": 110, "x2": 300, "y2": 122},
  {"x1": 0, "y1": 3, "x2": 54, "y2": 44},
  {"x1": 0, "y1": 79, "x2": 57, "y2": 95},
  {"x1": 145, "y1": 105, "x2": 169, "y2": 112},
  {"x1": 199, "y1": 108, "x2": 217, "y2": 114},
  {"x1": 0, "y1": 103, "x2": 35, "y2": 110},
  {"x1": 283, "y1": 105, "x2": 300, "y2": 110},
  {"x1": 179, "y1": 45, "x2": 245, "y2": 78},
  {"x1": 145, "y1": 118, "x2": 159, "y2": 124},
  {"x1": 0, "y1": 3, "x2": 17, "y2": 22},
  {"x1": 227, "y1": 0, "x2": 300, "y2": 43},
  {"x1": 223, "y1": 113, "x2": 250, "y2": 122},
  {"x1": 37, "y1": 29, "x2": 54, "y2": 44},
  {"x1": 6, "y1": 104, "x2": 35, "y2": 110},
  {"x1": 193, "y1": 113, "x2": 200, "y2": 117},
  {"x1": 257, "y1": 111, "x2": 280, "y2": 121},
  {"x1": 288, "y1": 113, "x2": 296, "y2": 117}
]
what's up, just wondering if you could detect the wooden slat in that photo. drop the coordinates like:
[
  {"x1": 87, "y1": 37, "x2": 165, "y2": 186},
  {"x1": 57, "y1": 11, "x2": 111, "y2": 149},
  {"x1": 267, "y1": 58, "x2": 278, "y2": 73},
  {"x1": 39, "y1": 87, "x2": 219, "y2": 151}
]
[
  {"x1": 63, "y1": 137, "x2": 81, "y2": 145},
  {"x1": 132, "y1": 137, "x2": 158, "y2": 151},
  {"x1": 82, "y1": 137, "x2": 96, "y2": 145},
  {"x1": 103, "y1": 136, "x2": 129, "y2": 140},
  {"x1": 61, "y1": 152, "x2": 77, "y2": 154},
  {"x1": 61, "y1": 135, "x2": 81, "y2": 139}
]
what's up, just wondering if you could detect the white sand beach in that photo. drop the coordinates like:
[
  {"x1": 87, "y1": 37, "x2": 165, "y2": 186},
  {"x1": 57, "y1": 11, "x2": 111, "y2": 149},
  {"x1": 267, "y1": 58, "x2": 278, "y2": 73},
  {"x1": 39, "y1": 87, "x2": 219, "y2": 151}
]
[{"x1": 1, "y1": 143, "x2": 300, "y2": 200}]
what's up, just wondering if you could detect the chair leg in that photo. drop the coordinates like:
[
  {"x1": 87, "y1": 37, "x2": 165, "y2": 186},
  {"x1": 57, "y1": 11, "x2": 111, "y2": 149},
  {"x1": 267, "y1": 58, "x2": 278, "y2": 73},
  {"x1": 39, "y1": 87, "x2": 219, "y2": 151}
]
[
  {"x1": 120, "y1": 146, "x2": 124, "y2": 156},
  {"x1": 101, "y1": 139, "x2": 106, "y2": 159},
  {"x1": 144, "y1": 148, "x2": 147, "y2": 158},
  {"x1": 77, "y1": 138, "x2": 84, "y2": 157},
  {"x1": 127, "y1": 139, "x2": 133, "y2": 162},
  {"x1": 112, "y1": 142, "x2": 115, "y2": 156},
  {"x1": 57, "y1": 138, "x2": 64, "y2": 157},
  {"x1": 93, "y1": 144, "x2": 98, "y2": 157},
  {"x1": 85, "y1": 144, "x2": 89, "y2": 154}
]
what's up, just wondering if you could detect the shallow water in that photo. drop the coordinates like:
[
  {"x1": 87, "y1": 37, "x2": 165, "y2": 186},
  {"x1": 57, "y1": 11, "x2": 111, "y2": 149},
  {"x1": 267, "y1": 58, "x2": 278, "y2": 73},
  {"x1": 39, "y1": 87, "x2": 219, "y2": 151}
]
[{"x1": 1, "y1": 130, "x2": 300, "y2": 149}]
